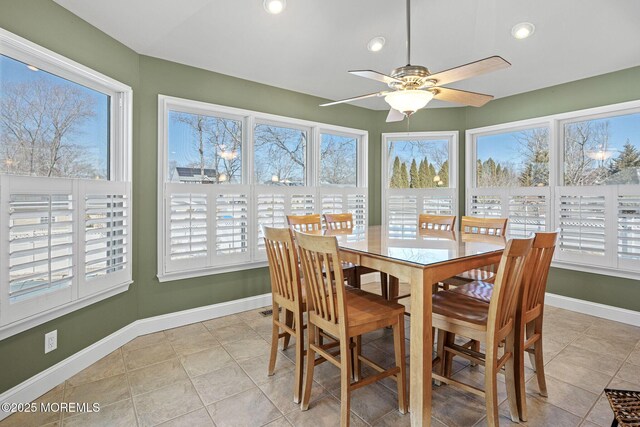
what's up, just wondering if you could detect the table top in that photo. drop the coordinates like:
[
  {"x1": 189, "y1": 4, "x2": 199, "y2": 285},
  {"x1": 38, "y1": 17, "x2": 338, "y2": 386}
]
[{"x1": 326, "y1": 225, "x2": 506, "y2": 268}]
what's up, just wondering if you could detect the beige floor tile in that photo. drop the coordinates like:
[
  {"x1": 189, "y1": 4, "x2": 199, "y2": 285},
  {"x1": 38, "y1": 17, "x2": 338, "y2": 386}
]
[
  {"x1": 284, "y1": 395, "x2": 368, "y2": 427},
  {"x1": 582, "y1": 421, "x2": 604, "y2": 427},
  {"x1": 123, "y1": 331, "x2": 167, "y2": 353},
  {"x1": 500, "y1": 394, "x2": 582, "y2": 427},
  {"x1": 431, "y1": 381, "x2": 487, "y2": 427},
  {"x1": 179, "y1": 344, "x2": 234, "y2": 377},
  {"x1": 65, "y1": 350, "x2": 125, "y2": 387},
  {"x1": 237, "y1": 352, "x2": 295, "y2": 385},
  {"x1": 202, "y1": 314, "x2": 245, "y2": 331},
  {"x1": 570, "y1": 335, "x2": 637, "y2": 360},
  {"x1": 259, "y1": 370, "x2": 326, "y2": 414},
  {"x1": 192, "y1": 363, "x2": 255, "y2": 405},
  {"x1": 264, "y1": 417, "x2": 293, "y2": 426},
  {"x1": 62, "y1": 399, "x2": 136, "y2": 427},
  {"x1": 163, "y1": 322, "x2": 209, "y2": 341},
  {"x1": 63, "y1": 373, "x2": 130, "y2": 416},
  {"x1": 223, "y1": 336, "x2": 271, "y2": 362},
  {"x1": 168, "y1": 330, "x2": 220, "y2": 356},
  {"x1": 526, "y1": 375, "x2": 599, "y2": 417},
  {"x1": 156, "y1": 407, "x2": 214, "y2": 427},
  {"x1": 133, "y1": 379, "x2": 203, "y2": 427},
  {"x1": 372, "y1": 411, "x2": 446, "y2": 427},
  {"x1": 0, "y1": 385, "x2": 64, "y2": 427},
  {"x1": 627, "y1": 346, "x2": 640, "y2": 366},
  {"x1": 584, "y1": 321, "x2": 640, "y2": 346},
  {"x1": 207, "y1": 388, "x2": 282, "y2": 427},
  {"x1": 330, "y1": 382, "x2": 400, "y2": 425},
  {"x1": 211, "y1": 322, "x2": 262, "y2": 345},
  {"x1": 550, "y1": 345, "x2": 625, "y2": 376},
  {"x1": 545, "y1": 357, "x2": 613, "y2": 394},
  {"x1": 607, "y1": 377, "x2": 640, "y2": 391},
  {"x1": 615, "y1": 361, "x2": 640, "y2": 385},
  {"x1": 128, "y1": 358, "x2": 189, "y2": 395},
  {"x1": 450, "y1": 366, "x2": 508, "y2": 404},
  {"x1": 123, "y1": 341, "x2": 176, "y2": 370},
  {"x1": 585, "y1": 394, "x2": 614, "y2": 427}
]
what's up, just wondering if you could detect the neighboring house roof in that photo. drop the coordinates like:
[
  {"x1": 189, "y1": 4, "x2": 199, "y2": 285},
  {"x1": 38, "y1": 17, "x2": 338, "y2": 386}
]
[
  {"x1": 603, "y1": 167, "x2": 640, "y2": 185},
  {"x1": 175, "y1": 167, "x2": 217, "y2": 178}
]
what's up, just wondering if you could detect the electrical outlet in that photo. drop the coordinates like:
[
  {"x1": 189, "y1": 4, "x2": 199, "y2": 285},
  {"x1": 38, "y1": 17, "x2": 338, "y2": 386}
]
[{"x1": 45, "y1": 330, "x2": 57, "y2": 353}]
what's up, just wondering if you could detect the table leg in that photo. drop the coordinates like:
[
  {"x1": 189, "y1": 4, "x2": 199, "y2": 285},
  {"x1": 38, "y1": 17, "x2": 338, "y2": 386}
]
[{"x1": 410, "y1": 269, "x2": 433, "y2": 426}]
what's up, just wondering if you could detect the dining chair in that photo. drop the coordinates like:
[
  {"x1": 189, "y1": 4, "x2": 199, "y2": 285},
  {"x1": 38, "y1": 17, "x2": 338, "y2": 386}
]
[
  {"x1": 418, "y1": 214, "x2": 456, "y2": 231},
  {"x1": 295, "y1": 230, "x2": 407, "y2": 427},
  {"x1": 431, "y1": 236, "x2": 533, "y2": 426},
  {"x1": 441, "y1": 216, "x2": 508, "y2": 289},
  {"x1": 323, "y1": 212, "x2": 390, "y2": 296},
  {"x1": 287, "y1": 214, "x2": 357, "y2": 287},
  {"x1": 449, "y1": 231, "x2": 558, "y2": 421},
  {"x1": 263, "y1": 226, "x2": 306, "y2": 403}
]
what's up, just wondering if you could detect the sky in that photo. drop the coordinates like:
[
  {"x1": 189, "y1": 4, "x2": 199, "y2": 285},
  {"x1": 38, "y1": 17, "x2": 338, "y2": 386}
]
[{"x1": 0, "y1": 54, "x2": 110, "y2": 177}]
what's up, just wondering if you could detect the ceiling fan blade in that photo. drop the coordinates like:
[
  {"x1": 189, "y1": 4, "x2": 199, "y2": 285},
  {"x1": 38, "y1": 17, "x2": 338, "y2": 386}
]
[
  {"x1": 426, "y1": 56, "x2": 511, "y2": 86},
  {"x1": 320, "y1": 91, "x2": 388, "y2": 107},
  {"x1": 432, "y1": 87, "x2": 494, "y2": 107},
  {"x1": 386, "y1": 108, "x2": 405, "y2": 122},
  {"x1": 349, "y1": 70, "x2": 403, "y2": 85}
]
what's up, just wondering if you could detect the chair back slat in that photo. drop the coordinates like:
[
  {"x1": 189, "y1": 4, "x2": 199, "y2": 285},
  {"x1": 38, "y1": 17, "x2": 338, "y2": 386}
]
[
  {"x1": 418, "y1": 214, "x2": 456, "y2": 231},
  {"x1": 522, "y1": 232, "x2": 558, "y2": 315},
  {"x1": 287, "y1": 214, "x2": 322, "y2": 232},
  {"x1": 323, "y1": 213, "x2": 354, "y2": 230},
  {"x1": 487, "y1": 237, "x2": 533, "y2": 336},
  {"x1": 295, "y1": 230, "x2": 347, "y2": 327},
  {"x1": 461, "y1": 216, "x2": 508, "y2": 236},
  {"x1": 263, "y1": 226, "x2": 302, "y2": 304}
]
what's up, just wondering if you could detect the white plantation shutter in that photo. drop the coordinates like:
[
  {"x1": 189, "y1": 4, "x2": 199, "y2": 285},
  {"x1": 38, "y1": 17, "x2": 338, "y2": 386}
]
[
  {"x1": 617, "y1": 188, "x2": 640, "y2": 271},
  {"x1": 346, "y1": 191, "x2": 367, "y2": 226},
  {"x1": 1, "y1": 176, "x2": 132, "y2": 327},
  {"x1": 469, "y1": 194, "x2": 503, "y2": 218},
  {"x1": 167, "y1": 190, "x2": 208, "y2": 268},
  {"x1": 386, "y1": 188, "x2": 457, "y2": 238},
  {"x1": 320, "y1": 193, "x2": 344, "y2": 214},
  {"x1": 291, "y1": 193, "x2": 315, "y2": 216},
  {"x1": 319, "y1": 188, "x2": 368, "y2": 226},
  {"x1": 387, "y1": 193, "x2": 418, "y2": 238},
  {"x1": 255, "y1": 190, "x2": 286, "y2": 254},
  {"x1": 214, "y1": 189, "x2": 249, "y2": 261}
]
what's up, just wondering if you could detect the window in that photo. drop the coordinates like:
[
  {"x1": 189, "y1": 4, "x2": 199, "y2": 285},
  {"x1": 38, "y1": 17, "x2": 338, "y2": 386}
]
[
  {"x1": 466, "y1": 101, "x2": 640, "y2": 279},
  {"x1": 382, "y1": 132, "x2": 458, "y2": 238},
  {"x1": 0, "y1": 28, "x2": 132, "y2": 338},
  {"x1": 158, "y1": 96, "x2": 368, "y2": 281}
]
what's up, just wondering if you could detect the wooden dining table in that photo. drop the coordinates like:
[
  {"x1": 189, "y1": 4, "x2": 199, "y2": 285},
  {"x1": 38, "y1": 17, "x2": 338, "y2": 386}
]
[{"x1": 327, "y1": 225, "x2": 506, "y2": 426}]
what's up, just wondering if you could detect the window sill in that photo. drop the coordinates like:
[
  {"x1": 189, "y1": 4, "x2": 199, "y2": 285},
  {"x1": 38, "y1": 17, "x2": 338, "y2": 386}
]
[
  {"x1": 0, "y1": 281, "x2": 132, "y2": 340},
  {"x1": 551, "y1": 261, "x2": 639, "y2": 281},
  {"x1": 157, "y1": 261, "x2": 269, "y2": 283}
]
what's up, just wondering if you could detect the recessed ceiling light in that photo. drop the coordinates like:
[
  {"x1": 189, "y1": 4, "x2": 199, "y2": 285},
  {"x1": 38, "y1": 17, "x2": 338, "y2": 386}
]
[
  {"x1": 27, "y1": 64, "x2": 39, "y2": 71},
  {"x1": 264, "y1": 0, "x2": 286, "y2": 14},
  {"x1": 367, "y1": 37, "x2": 386, "y2": 52},
  {"x1": 511, "y1": 22, "x2": 535, "y2": 39}
]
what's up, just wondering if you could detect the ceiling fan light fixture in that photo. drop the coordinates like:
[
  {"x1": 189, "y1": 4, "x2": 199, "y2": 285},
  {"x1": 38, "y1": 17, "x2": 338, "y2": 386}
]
[
  {"x1": 384, "y1": 90, "x2": 433, "y2": 115},
  {"x1": 511, "y1": 22, "x2": 535, "y2": 39},
  {"x1": 367, "y1": 37, "x2": 386, "y2": 52},
  {"x1": 263, "y1": 0, "x2": 285, "y2": 14}
]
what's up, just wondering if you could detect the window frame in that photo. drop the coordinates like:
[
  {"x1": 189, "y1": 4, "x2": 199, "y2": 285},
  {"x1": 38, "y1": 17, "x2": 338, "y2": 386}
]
[
  {"x1": 0, "y1": 28, "x2": 133, "y2": 339},
  {"x1": 381, "y1": 131, "x2": 459, "y2": 230},
  {"x1": 465, "y1": 99, "x2": 640, "y2": 280},
  {"x1": 157, "y1": 95, "x2": 368, "y2": 282}
]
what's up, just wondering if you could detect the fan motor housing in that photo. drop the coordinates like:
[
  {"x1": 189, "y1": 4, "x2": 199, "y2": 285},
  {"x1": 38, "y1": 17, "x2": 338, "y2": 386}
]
[{"x1": 389, "y1": 65, "x2": 434, "y2": 89}]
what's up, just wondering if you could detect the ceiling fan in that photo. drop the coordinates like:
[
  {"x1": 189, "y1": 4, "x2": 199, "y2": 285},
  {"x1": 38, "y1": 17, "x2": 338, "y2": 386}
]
[{"x1": 320, "y1": 0, "x2": 511, "y2": 122}]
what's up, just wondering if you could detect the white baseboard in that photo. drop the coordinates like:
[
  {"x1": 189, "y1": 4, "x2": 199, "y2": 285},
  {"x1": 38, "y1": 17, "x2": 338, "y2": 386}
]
[
  {"x1": 545, "y1": 292, "x2": 640, "y2": 327},
  {"x1": 0, "y1": 293, "x2": 272, "y2": 421}
]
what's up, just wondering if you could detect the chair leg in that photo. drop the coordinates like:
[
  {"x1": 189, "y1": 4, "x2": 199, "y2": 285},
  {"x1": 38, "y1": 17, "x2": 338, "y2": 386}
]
[
  {"x1": 301, "y1": 324, "x2": 317, "y2": 410},
  {"x1": 340, "y1": 335, "x2": 352, "y2": 427},
  {"x1": 444, "y1": 332, "x2": 455, "y2": 378},
  {"x1": 283, "y1": 309, "x2": 293, "y2": 350},
  {"x1": 353, "y1": 336, "x2": 362, "y2": 382},
  {"x1": 393, "y1": 314, "x2": 407, "y2": 414},
  {"x1": 380, "y1": 273, "x2": 388, "y2": 299},
  {"x1": 352, "y1": 269, "x2": 361, "y2": 289},
  {"x1": 515, "y1": 314, "x2": 527, "y2": 421},
  {"x1": 504, "y1": 331, "x2": 521, "y2": 422},
  {"x1": 470, "y1": 340, "x2": 480, "y2": 367},
  {"x1": 389, "y1": 276, "x2": 399, "y2": 300},
  {"x1": 532, "y1": 317, "x2": 547, "y2": 397},
  {"x1": 435, "y1": 329, "x2": 446, "y2": 383},
  {"x1": 484, "y1": 344, "x2": 500, "y2": 427},
  {"x1": 268, "y1": 302, "x2": 280, "y2": 376},
  {"x1": 293, "y1": 310, "x2": 305, "y2": 404}
]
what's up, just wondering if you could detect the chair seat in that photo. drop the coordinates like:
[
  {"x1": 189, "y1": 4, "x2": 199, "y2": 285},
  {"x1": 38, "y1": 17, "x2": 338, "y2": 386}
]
[
  {"x1": 448, "y1": 280, "x2": 494, "y2": 303},
  {"x1": 345, "y1": 288, "x2": 405, "y2": 327},
  {"x1": 432, "y1": 290, "x2": 490, "y2": 326},
  {"x1": 443, "y1": 268, "x2": 495, "y2": 287}
]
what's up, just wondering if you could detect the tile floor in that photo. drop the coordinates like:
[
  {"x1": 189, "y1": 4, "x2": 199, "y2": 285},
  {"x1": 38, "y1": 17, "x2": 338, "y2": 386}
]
[{"x1": 2, "y1": 282, "x2": 639, "y2": 427}]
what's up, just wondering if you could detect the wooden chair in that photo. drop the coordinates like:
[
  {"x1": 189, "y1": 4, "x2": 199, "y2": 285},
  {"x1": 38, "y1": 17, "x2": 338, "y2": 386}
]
[
  {"x1": 323, "y1": 213, "x2": 390, "y2": 296},
  {"x1": 287, "y1": 214, "x2": 357, "y2": 288},
  {"x1": 441, "y1": 216, "x2": 508, "y2": 289},
  {"x1": 449, "y1": 232, "x2": 558, "y2": 421},
  {"x1": 263, "y1": 226, "x2": 306, "y2": 403},
  {"x1": 431, "y1": 236, "x2": 533, "y2": 426},
  {"x1": 418, "y1": 214, "x2": 456, "y2": 231},
  {"x1": 295, "y1": 230, "x2": 407, "y2": 426}
]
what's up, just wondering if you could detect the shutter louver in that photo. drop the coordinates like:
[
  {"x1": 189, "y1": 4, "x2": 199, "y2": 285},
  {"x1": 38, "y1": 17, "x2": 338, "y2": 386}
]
[
  {"x1": 216, "y1": 193, "x2": 249, "y2": 255},
  {"x1": 9, "y1": 194, "x2": 73, "y2": 303},
  {"x1": 169, "y1": 193, "x2": 207, "y2": 260},
  {"x1": 618, "y1": 194, "x2": 640, "y2": 266},
  {"x1": 558, "y1": 194, "x2": 606, "y2": 257},
  {"x1": 321, "y1": 194, "x2": 343, "y2": 214},
  {"x1": 470, "y1": 195, "x2": 502, "y2": 217},
  {"x1": 423, "y1": 196, "x2": 454, "y2": 216},
  {"x1": 85, "y1": 194, "x2": 128, "y2": 279},
  {"x1": 291, "y1": 194, "x2": 315, "y2": 216},
  {"x1": 257, "y1": 193, "x2": 286, "y2": 251},
  {"x1": 508, "y1": 195, "x2": 547, "y2": 238},
  {"x1": 388, "y1": 195, "x2": 417, "y2": 238},
  {"x1": 347, "y1": 193, "x2": 367, "y2": 226}
]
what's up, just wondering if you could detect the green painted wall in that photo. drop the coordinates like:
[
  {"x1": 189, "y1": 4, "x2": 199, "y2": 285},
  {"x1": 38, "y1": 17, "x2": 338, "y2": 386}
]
[
  {"x1": 463, "y1": 66, "x2": 640, "y2": 312},
  {"x1": 1, "y1": 0, "x2": 638, "y2": 396}
]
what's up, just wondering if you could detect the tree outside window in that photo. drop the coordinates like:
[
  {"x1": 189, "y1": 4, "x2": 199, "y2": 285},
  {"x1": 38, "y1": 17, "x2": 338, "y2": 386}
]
[{"x1": 387, "y1": 139, "x2": 449, "y2": 189}]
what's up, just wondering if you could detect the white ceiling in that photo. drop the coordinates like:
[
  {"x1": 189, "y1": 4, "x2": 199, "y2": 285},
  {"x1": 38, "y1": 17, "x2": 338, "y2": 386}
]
[{"x1": 54, "y1": 0, "x2": 640, "y2": 110}]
